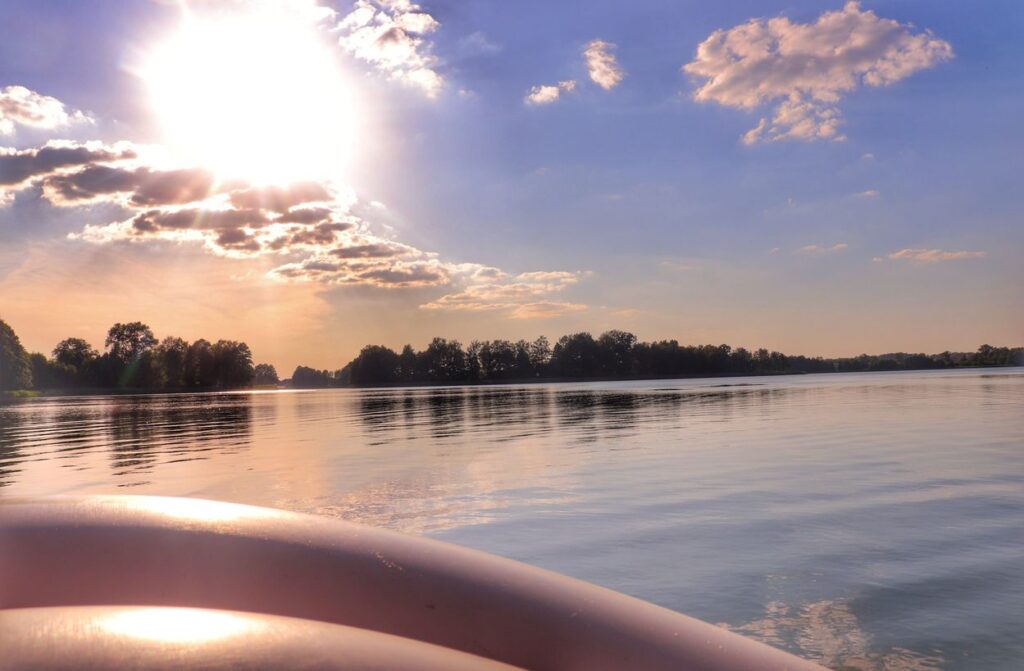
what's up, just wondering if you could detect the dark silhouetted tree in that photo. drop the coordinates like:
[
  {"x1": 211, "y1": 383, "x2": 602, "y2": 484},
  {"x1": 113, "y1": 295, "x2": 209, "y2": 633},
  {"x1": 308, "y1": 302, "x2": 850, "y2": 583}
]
[
  {"x1": 597, "y1": 330, "x2": 637, "y2": 376},
  {"x1": 399, "y1": 345, "x2": 418, "y2": 381},
  {"x1": 291, "y1": 366, "x2": 334, "y2": 388},
  {"x1": 479, "y1": 340, "x2": 517, "y2": 380},
  {"x1": 53, "y1": 338, "x2": 98, "y2": 370},
  {"x1": 28, "y1": 353, "x2": 75, "y2": 389},
  {"x1": 0, "y1": 318, "x2": 32, "y2": 390},
  {"x1": 185, "y1": 339, "x2": 217, "y2": 388},
  {"x1": 105, "y1": 322, "x2": 157, "y2": 365},
  {"x1": 155, "y1": 337, "x2": 189, "y2": 388},
  {"x1": 551, "y1": 332, "x2": 600, "y2": 378},
  {"x1": 253, "y1": 363, "x2": 279, "y2": 385},
  {"x1": 419, "y1": 338, "x2": 467, "y2": 382},
  {"x1": 348, "y1": 345, "x2": 400, "y2": 385},
  {"x1": 211, "y1": 340, "x2": 254, "y2": 388}
]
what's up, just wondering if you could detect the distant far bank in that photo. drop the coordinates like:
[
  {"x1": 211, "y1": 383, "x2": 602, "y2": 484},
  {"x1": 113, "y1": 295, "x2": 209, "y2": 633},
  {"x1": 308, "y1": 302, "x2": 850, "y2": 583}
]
[
  {"x1": 2, "y1": 317, "x2": 1021, "y2": 396},
  {"x1": 5, "y1": 364, "x2": 1023, "y2": 401},
  {"x1": 287, "y1": 334, "x2": 1022, "y2": 390},
  {"x1": 289, "y1": 364, "x2": 1024, "y2": 391}
]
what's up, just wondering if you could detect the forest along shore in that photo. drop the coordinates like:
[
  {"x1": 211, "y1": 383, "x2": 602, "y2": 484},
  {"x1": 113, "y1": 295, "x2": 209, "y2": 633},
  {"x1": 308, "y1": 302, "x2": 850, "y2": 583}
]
[{"x1": 2, "y1": 317, "x2": 1020, "y2": 394}]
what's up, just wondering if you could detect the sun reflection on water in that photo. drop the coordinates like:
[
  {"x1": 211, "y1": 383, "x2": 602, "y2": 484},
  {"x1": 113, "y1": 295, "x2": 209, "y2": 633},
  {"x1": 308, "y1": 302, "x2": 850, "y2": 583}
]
[{"x1": 721, "y1": 600, "x2": 946, "y2": 671}]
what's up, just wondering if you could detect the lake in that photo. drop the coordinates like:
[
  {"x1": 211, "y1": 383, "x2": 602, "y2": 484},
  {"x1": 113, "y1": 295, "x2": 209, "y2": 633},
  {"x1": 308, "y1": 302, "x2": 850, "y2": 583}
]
[{"x1": 1, "y1": 368, "x2": 1022, "y2": 670}]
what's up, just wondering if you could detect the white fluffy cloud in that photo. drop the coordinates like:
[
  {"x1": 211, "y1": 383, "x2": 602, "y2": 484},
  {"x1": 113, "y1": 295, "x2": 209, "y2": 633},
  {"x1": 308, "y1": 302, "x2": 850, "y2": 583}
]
[
  {"x1": 335, "y1": 0, "x2": 443, "y2": 97},
  {"x1": 524, "y1": 80, "x2": 576, "y2": 106},
  {"x1": 683, "y1": 2, "x2": 953, "y2": 144},
  {"x1": 881, "y1": 248, "x2": 986, "y2": 263},
  {"x1": 583, "y1": 40, "x2": 624, "y2": 90},
  {"x1": 0, "y1": 86, "x2": 92, "y2": 135}
]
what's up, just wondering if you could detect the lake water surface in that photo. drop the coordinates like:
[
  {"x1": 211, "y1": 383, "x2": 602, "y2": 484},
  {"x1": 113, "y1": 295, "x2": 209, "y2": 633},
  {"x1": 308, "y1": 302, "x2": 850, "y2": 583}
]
[{"x1": 2, "y1": 369, "x2": 1022, "y2": 670}]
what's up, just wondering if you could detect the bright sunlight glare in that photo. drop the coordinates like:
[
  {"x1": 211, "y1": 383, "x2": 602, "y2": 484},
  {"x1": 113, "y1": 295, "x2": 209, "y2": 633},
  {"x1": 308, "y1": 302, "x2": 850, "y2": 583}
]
[
  {"x1": 102, "y1": 608, "x2": 257, "y2": 644},
  {"x1": 142, "y1": 5, "x2": 355, "y2": 184}
]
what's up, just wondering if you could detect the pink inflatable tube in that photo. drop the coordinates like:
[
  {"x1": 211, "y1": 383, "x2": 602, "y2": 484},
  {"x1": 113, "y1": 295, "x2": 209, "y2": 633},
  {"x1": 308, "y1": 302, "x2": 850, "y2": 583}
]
[{"x1": 0, "y1": 496, "x2": 828, "y2": 670}]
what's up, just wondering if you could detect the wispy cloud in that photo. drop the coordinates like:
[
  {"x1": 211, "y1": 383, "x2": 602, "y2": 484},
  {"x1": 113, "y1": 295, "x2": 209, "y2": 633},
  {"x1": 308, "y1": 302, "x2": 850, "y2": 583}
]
[
  {"x1": 797, "y1": 242, "x2": 849, "y2": 255},
  {"x1": 459, "y1": 31, "x2": 502, "y2": 56},
  {"x1": 421, "y1": 270, "x2": 587, "y2": 319},
  {"x1": 880, "y1": 248, "x2": 986, "y2": 263},
  {"x1": 335, "y1": 0, "x2": 443, "y2": 97},
  {"x1": 524, "y1": 80, "x2": 577, "y2": 106},
  {"x1": 583, "y1": 39, "x2": 624, "y2": 90},
  {"x1": 683, "y1": 2, "x2": 953, "y2": 144},
  {"x1": 0, "y1": 85, "x2": 92, "y2": 135}
]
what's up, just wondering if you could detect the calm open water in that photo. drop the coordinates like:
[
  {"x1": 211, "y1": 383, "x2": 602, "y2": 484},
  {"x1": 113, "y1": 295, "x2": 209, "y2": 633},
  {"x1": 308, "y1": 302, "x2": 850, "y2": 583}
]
[{"x1": 1, "y1": 369, "x2": 1022, "y2": 669}]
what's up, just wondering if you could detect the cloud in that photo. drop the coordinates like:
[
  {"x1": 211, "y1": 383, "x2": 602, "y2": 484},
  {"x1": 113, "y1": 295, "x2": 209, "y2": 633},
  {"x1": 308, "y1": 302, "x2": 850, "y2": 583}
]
[
  {"x1": 459, "y1": 31, "x2": 502, "y2": 56},
  {"x1": 683, "y1": 2, "x2": 953, "y2": 143},
  {"x1": 0, "y1": 140, "x2": 139, "y2": 205},
  {"x1": 0, "y1": 140, "x2": 136, "y2": 188},
  {"x1": 797, "y1": 242, "x2": 848, "y2": 255},
  {"x1": 583, "y1": 40, "x2": 624, "y2": 90},
  {"x1": 270, "y1": 256, "x2": 451, "y2": 288},
  {"x1": 882, "y1": 248, "x2": 986, "y2": 263},
  {"x1": 1, "y1": 137, "x2": 587, "y2": 312},
  {"x1": 509, "y1": 301, "x2": 587, "y2": 320},
  {"x1": 525, "y1": 80, "x2": 577, "y2": 106},
  {"x1": 335, "y1": 0, "x2": 443, "y2": 97},
  {"x1": 228, "y1": 182, "x2": 334, "y2": 211},
  {"x1": 420, "y1": 271, "x2": 586, "y2": 319},
  {"x1": 853, "y1": 189, "x2": 879, "y2": 198},
  {"x1": 0, "y1": 85, "x2": 92, "y2": 135},
  {"x1": 41, "y1": 165, "x2": 222, "y2": 206}
]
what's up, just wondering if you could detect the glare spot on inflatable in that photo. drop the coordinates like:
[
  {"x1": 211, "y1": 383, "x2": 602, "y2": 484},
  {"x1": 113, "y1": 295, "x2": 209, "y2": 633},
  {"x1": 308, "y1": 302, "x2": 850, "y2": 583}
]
[
  {"x1": 118, "y1": 496, "x2": 280, "y2": 523},
  {"x1": 101, "y1": 608, "x2": 256, "y2": 644}
]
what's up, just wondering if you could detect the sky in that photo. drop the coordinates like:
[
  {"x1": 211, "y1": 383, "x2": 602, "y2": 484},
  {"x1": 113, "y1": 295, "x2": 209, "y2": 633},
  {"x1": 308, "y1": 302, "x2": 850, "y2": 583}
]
[{"x1": 0, "y1": 0, "x2": 1021, "y2": 373}]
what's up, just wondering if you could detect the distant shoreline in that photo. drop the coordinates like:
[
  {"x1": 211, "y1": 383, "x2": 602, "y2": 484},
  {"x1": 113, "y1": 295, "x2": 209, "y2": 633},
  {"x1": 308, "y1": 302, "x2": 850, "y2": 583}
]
[{"x1": 5, "y1": 364, "x2": 1020, "y2": 399}]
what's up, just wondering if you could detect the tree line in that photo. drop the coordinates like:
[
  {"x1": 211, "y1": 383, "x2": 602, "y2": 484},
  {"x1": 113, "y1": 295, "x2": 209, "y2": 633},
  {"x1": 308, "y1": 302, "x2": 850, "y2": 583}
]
[
  {"x1": 3, "y1": 318, "x2": 1020, "y2": 393},
  {"x1": 0, "y1": 318, "x2": 279, "y2": 392},
  {"x1": 290, "y1": 331, "x2": 1024, "y2": 388}
]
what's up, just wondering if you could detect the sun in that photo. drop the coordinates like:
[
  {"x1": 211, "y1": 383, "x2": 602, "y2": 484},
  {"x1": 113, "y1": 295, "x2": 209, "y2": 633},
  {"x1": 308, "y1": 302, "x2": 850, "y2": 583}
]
[{"x1": 141, "y1": 4, "x2": 355, "y2": 185}]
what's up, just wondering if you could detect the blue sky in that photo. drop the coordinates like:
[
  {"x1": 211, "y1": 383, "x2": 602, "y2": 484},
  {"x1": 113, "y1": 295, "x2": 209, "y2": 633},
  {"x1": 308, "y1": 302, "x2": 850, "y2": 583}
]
[{"x1": 0, "y1": 1, "x2": 1021, "y2": 371}]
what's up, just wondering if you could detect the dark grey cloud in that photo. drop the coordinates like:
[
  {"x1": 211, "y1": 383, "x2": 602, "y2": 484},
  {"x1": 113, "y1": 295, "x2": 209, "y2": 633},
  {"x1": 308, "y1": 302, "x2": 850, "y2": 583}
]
[
  {"x1": 41, "y1": 165, "x2": 221, "y2": 206},
  {"x1": 329, "y1": 241, "x2": 408, "y2": 258},
  {"x1": 130, "y1": 207, "x2": 271, "y2": 233},
  {"x1": 0, "y1": 142, "x2": 136, "y2": 186}
]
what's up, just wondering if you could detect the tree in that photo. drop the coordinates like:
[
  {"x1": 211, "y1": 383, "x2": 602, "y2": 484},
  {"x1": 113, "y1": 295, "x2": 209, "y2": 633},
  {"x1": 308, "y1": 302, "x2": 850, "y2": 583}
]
[
  {"x1": 551, "y1": 332, "x2": 600, "y2": 378},
  {"x1": 28, "y1": 353, "x2": 75, "y2": 389},
  {"x1": 464, "y1": 341, "x2": 483, "y2": 382},
  {"x1": 155, "y1": 337, "x2": 189, "y2": 388},
  {"x1": 514, "y1": 340, "x2": 533, "y2": 378},
  {"x1": 419, "y1": 338, "x2": 467, "y2": 382},
  {"x1": 291, "y1": 366, "x2": 334, "y2": 388},
  {"x1": 211, "y1": 340, "x2": 255, "y2": 388},
  {"x1": 53, "y1": 338, "x2": 98, "y2": 370},
  {"x1": 478, "y1": 340, "x2": 518, "y2": 380},
  {"x1": 253, "y1": 363, "x2": 279, "y2": 385},
  {"x1": 185, "y1": 339, "x2": 217, "y2": 388},
  {"x1": 126, "y1": 350, "x2": 166, "y2": 389},
  {"x1": 528, "y1": 336, "x2": 551, "y2": 374},
  {"x1": 597, "y1": 330, "x2": 637, "y2": 376},
  {"x1": 348, "y1": 345, "x2": 400, "y2": 385},
  {"x1": 399, "y1": 345, "x2": 418, "y2": 381},
  {"x1": 105, "y1": 322, "x2": 157, "y2": 366},
  {"x1": 0, "y1": 318, "x2": 32, "y2": 390}
]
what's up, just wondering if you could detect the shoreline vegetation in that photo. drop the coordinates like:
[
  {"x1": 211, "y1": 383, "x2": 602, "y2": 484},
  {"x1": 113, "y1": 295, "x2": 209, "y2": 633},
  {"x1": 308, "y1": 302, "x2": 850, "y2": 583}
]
[{"x1": 2, "y1": 317, "x2": 1021, "y2": 397}]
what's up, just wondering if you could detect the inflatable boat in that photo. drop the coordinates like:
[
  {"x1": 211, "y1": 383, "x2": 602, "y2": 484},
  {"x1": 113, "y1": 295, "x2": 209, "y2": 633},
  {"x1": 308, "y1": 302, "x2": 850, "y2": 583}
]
[{"x1": 0, "y1": 496, "x2": 827, "y2": 670}]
